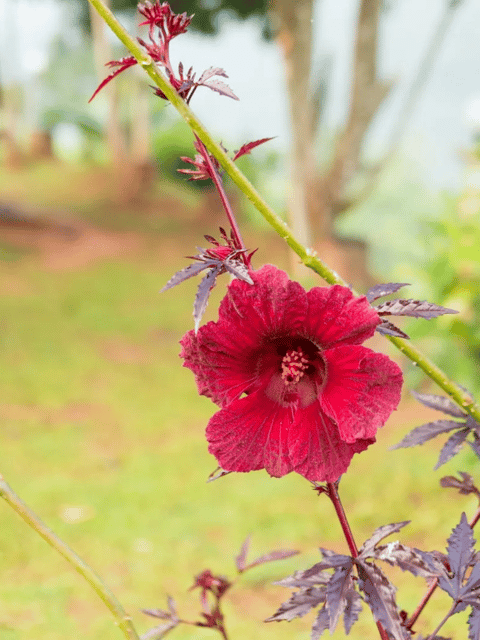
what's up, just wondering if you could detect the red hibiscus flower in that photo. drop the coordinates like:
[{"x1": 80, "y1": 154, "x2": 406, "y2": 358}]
[{"x1": 180, "y1": 265, "x2": 403, "y2": 482}]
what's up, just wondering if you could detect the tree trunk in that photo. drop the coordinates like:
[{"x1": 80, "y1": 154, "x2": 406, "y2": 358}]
[
  {"x1": 89, "y1": 0, "x2": 126, "y2": 164},
  {"x1": 271, "y1": 0, "x2": 316, "y2": 275}
]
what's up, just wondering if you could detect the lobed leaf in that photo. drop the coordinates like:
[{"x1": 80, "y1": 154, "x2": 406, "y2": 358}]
[
  {"x1": 343, "y1": 589, "x2": 363, "y2": 635},
  {"x1": 235, "y1": 535, "x2": 251, "y2": 572},
  {"x1": 374, "y1": 541, "x2": 437, "y2": 578},
  {"x1": 375, "y1": 298, "x2": 458, "y2": 320},
  {"x1": 274, "y1": 569, "x2": 331, "y2": 589},
  {"x1": 440, "y1": 472, "x2": 480, "y2": 497},
  {"x1": 365, "y1": 282, "x2": 410, "y2": 302},
  {"x1": 376, "y1": 319, "x2": 410, "y2": 339},
  {"x1": 445, "y1": 513, "x2": 475, "y2": 597},
  {"x1": 200, "y1": 78, "x2": 239, "y2": 100},
  {"x1": 360, "y1": 521, "x2": 410, "y2": 558},
  {"x1": 434, "y1": 428, "x2": 470, "y2": 470},
  {"x1": 194, "y1": 268, "x2": 220, "y2": 332},
  {"x1": 469, "y1": 607, "x2": 480, "y2": 640},
  {"x1": 232, "y1": 137, "x2": 276, "y2": 161},
  {"x1": 411, "y1": 391, "x2": 467, "y2": 418},
  {"x1": 161, "y1": 260, "x2": 214, "y2": 292},
  {"x1": 311, "y1": 605, "x2": 330, "y2": 640},
  {"x1": 243, "y1": 549, "x2": 299, "y2": 572},
  {"x1": 356, "y1": 561, "x2": 407, "y2": 639},
  {"x1": 392, "y1": 420, "x2": 464, "y2": 449},
  {"x1": 265, "y1": 587, "x2": 327, "y2": 622},
  {"x1": 325, "y1": 563, "x2": 354, "y2": 632}
]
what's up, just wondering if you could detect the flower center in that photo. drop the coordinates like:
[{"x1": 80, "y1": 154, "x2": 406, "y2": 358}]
[{"x1": 281, "y1": 347, "x2": 309, "y2": 385}]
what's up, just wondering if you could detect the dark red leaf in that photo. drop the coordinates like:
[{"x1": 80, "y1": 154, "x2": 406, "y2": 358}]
[
  {"x1": 274, "y1": 568, "x2": 331, "y2": 589},
  {"x1": 434, "y1": 428, "x2": 470, "y2": 470},
  {"x1": 374, "y1": 541, "x2": 439, "y2": 578},
  {"x1": 365, "y1": 282, "x2": 410, "y2": 302},
  {"x1": 375, "y1": 298, "x2": 458, "y2": 319},
  {"x1": 161, "y1": 260, "x2": 214, "y2": 292},
  {"x1": 200, "y1": 79, "x2": 239, "y2": 100},
  {"x1": 232, "y1": 137, "x2": 276, "y2": 161},
  {"x1": 325, "y1": 563, "x2": 354, "y2": 632},
  {"x1": 265, "y1": 587, "x2": 326, "y2": 622},
  {"x1": 198, "y1": 66, "x2": 229, "y2": 82},
  {"x1": 440, "y1": 472, "x2": 480, "y2": 497},
  {"x1": 343, "y1": 589, "x2": 363, "y2": 634},
  {"x1": 445, "y1": 513, "x2": 475, "y2": 596},
  {"x1": 194, "y1": 268, "x2": 220, "y2": 332},
  {"x1": 376, "y1": 319, "x2": 410, "y2": 339},
  {"x1": 311, "y1": 605, "x2": 330, "y2": 639},
  {"x1": 89, "y1": 56, "x2": 137, "y2": 102},
  {"x1": 235, "y1": 535, "x2": 251, "y2": 573},
  {"x1": 244, "y1": 549, "x2": 299, "y2": 572},
  {"x1": 206, "y1": 467, "x2": 232, "y2": 482},
  {"x1": 360, "y1": 521, "x2": 410, "y2": 558},
  {"x1": 356, "y1": 561, "x2": 407, "y2": 639},
  {"x1": 411, "y1": 391, "x2": 467, "y2": 418},
  {"x1": 392, "y1": 420, "x2": 464, "y2": 449}
]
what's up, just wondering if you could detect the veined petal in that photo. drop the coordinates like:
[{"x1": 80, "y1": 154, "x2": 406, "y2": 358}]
[
  {"x1": 287, "y1": 400, "x2": 374, "y2": 482},
  {"x1": 218, "y1": 264, "x2": 308, "y2": 337},
  {"x1": 320, "y1": 346, "x2": 403, "y2": 442},
  {"x1": 305, "y1": 285, "x2": 380, "y2": 348},
  {"x1": 206, "y1": 390, "x2": 295, "y2": 478}
]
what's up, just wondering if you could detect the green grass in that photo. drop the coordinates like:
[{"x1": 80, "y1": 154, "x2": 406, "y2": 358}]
[{"x1": 0, "y1": 166, "x2": 477, "y2": 639}]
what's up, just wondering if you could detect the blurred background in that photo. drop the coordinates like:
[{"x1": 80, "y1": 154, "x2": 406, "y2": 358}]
[{"x1": 0, "y1": 0, "x2": 479, "y2": 638}]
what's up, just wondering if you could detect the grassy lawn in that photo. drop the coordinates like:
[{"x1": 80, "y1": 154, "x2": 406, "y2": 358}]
[{"x1": 0, "y1": 164, "x2": 477, "y2": 639}]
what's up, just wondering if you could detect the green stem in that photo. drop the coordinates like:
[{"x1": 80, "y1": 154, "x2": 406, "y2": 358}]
[
  {"x1": 0, "y1": 474, "x2": 140, "y2": 640},
  {"x1": 86, "y1": 0, "x2": 480, "y2": 425}
]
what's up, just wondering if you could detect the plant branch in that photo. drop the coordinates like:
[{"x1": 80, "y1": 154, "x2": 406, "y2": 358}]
[
  {"x1": 405, "y1": 504, "x2": 480, "y2": 631},
  {"x1": 0, "y1": 474, "x2": 140, "y2": 640},
  {"x1": 86, "y1": 0, "x2": 480, "y2": 426},
  {"x1": 325, "y1": 483, "x2": 389, "y2": 640}
]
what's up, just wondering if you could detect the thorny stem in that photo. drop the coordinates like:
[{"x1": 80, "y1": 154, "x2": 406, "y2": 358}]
[
  {"x1": 325, "y1": 483, "x2": 389, "y2": 640},
  {"x1": 86, "y1": 0, "x2": 480, "y2": 426},
  {"x1": 0, "y1": 475, "x2": 140, "y2": 640},
  {"x1": 405, "y1": 504, "x2": 480, "y2": 631},
  {"x1": 196, "y1": 137, "x2": 246, "y2": 251}
]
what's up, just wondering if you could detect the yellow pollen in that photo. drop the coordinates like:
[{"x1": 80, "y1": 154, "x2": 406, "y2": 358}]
[{"x1": 281, "y1": 348, "x2": 309, "y2": 385}]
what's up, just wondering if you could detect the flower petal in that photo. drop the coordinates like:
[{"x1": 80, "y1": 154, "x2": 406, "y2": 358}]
[
  {"x1": 320, "y1": 345, "x2": 403, "y2": 442},
  {"x1": 287, "y1": 400, "x2": 374, "y2": 482},
  {"x1": 206, "y1": 390, "x2": 294, "y2": 477},
  {"x1": 218, "y1": 264, "x2": 308, "y2": 338},
  {"x1": 305, "y1": 285, "x2": 380, "y2": 348}
]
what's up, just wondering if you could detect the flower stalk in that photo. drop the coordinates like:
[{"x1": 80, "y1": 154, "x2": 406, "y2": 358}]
[
  {"x1": 325, "y1": 483, "x2": 389, "y2": 640},
  {"x1": 86, "y1": 0, "x2": 480, "y2": 425},
  {"x1": 0, "y1": 474, "x2": 140, "y2": 640}
]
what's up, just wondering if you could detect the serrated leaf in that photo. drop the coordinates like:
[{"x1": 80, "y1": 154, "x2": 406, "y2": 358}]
[
  {"x1": 161, "y1": 260, "x2": 213, "y2": 292},
  {"x1": 235, "y1": 535, "x2": 251, "y2": 572},
  {"x1": 274, "y1": 568, "x2": 331, "y2": 588},
  {"x1": 440, "y1": 472, "x2": 480, "y2": 497},
  {"x1": 469, "y1": 606, "x2": 480, "y2": 640},
  {"x1": 411, "y1": 391, "x2": 467, "y2": 418},
  {"x1": 434, "y1": 428, "x2": 470, "y2": 470},
  {"x1": 244, "y1": 549, "x2": 299, "y2": 572},
  {"x1": 392, "y1": 420, "x2": 463, "y2": 449},
  {"x1": 356, "y1": 560, "x2": 406, "y2": 639},
  {"x1": 343, "y1": 589, "x2": 363, "y2": 634},
  {"x1": 446, "y1": 513, "x2": 475, "y2": 596},
  {"x1": 303, "y1": 554, "x2": 353, "y2": 576},
  {"x1": 89, "y1": 56, "x2": 137, "y2": 102},
  {"x1": 469, "y1": 439, "x2": 480, "y2": 460},
  {"x1": 140, "y1": 622, "x2": 178, "y2": 640},
  {"x1": 232, "y1": 137, "x2": 275, "y2": 161},
  {"x1": 224, "y1": 258, "x2": 254, "y2": 284},
  {"x1": 198, "y1": 66, "x2": 228, "y2": 82},
  {"x1": 374, "y1": 541, "x2": 437, "y2": 578},
  {"x1": 194, "y1": 268, "x2": 220, "y2": 332},
  {"x1": 375, "y1": 298, "x2": 458, "y2": 319},
  {"x1": 467, "y1": 416, "x2": 480, "y2": 436},
  {"x1": 311, "y1": 605, "x2": 330, "y2": 639},
  {"x1": 265, "y1": 587, "x2": 327, "y2": 622},
  {"x1": 326, "y1": 562, "x2": 354, "y2": 632},
  {"x1": 462, "y1": 561, "x2": 480, "y2": 594},
  {"x1": 201, "y1": 79, "x2": 239, "y2": 100},
  {"x1": 142, "y1": 609, "x2": 172, "y2": 620},
  {"x1": 365, "y1": 283, "x2": 410, "y2": 302},
  {"x1": 360, "y1": 521, "x2": 410, "y2": 557},
  {"x1": 376, "y1": 319, "x2": 410, "y2": 339}
]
